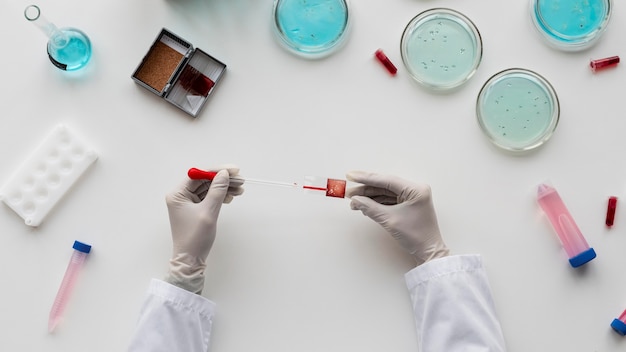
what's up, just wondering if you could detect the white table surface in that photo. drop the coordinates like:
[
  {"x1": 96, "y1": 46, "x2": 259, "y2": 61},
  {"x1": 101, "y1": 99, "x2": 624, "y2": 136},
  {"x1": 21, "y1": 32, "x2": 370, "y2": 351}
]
[{"x1": 2, "y1": 0, "x2": 626, "y2": 351}]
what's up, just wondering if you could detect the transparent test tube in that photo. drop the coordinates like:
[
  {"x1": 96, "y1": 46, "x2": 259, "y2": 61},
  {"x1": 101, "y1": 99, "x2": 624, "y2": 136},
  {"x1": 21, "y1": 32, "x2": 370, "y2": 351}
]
[
  {"x1": 536, "y1": 183, "x2": 596, "y2": 268},
  {"x1": 48, "y1": 240, "x2": 92, "y2": 333}
]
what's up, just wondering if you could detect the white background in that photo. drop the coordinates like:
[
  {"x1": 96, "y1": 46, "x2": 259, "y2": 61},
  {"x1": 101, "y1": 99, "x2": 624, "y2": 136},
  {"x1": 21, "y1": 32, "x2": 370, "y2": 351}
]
[{"x1": 1, "y1": 0, "x2": 626, "y2": 351}]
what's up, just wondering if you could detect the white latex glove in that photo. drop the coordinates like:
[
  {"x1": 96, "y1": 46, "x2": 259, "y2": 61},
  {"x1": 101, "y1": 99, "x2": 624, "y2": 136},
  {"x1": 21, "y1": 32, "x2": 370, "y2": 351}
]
[
  {"x1": 164, "y1": 166, "x2": 243, "y2": 294},
  {"x1": 346, "y1": 171, "x2": 449, "y2": 265}
]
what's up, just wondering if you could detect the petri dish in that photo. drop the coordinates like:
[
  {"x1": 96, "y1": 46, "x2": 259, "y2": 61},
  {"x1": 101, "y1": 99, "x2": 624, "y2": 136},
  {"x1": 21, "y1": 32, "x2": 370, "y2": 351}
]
[
  {"x1": 272, "y1": 0, "x2": 350, "y2": 58},
  {"x1": 476, "y1": 68, "x2": 560, "y2": 152},
  {"x1": 400, "y1": 8, "x2": 482, "y2": 91},
  {"x1": 530, "y1": 0, "x2": 612, "y2": 51}
]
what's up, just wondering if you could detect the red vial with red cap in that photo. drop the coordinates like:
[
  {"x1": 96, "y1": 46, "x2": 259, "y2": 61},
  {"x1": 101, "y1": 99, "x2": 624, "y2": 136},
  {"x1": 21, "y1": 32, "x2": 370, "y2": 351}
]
[
  {"x1": 606, "y1": 196, "x2": 617, "y2": 227},
  {"x1": 374, "y1": 49, "x2": 397, "y2": 75},
  {"x1": 590, "y1": 56, "x2": 619, "y2": 72}
]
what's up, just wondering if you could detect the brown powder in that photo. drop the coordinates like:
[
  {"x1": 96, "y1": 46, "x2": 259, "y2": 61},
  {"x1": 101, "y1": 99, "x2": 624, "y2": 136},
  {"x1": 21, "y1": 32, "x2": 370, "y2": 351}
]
[{"x1": 134, "y1": 41, "x2": 184, "y2": 92}]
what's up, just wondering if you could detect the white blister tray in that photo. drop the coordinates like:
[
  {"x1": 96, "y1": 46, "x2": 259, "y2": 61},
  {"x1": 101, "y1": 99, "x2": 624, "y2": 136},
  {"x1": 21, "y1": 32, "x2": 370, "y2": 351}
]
[{"x1": 0, "y1": 125, "x2": 98, "y2": 227}]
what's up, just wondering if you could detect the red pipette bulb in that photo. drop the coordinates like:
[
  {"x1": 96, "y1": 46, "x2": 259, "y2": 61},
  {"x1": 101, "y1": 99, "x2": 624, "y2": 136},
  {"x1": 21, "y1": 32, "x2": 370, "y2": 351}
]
[{"x1": 188, "y1": 168, "x2": 217, "y2": 180}]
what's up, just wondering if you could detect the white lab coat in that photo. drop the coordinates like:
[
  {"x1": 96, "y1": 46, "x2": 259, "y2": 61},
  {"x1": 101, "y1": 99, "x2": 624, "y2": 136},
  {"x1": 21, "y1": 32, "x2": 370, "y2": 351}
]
[{"x1": 127, "y1": 254, "x2": 506, "y2": 352}]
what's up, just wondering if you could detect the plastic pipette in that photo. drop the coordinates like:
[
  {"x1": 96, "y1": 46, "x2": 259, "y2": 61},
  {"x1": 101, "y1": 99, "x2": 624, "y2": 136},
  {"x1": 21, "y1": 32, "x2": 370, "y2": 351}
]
[
  {"x1": 187, "y1": 168, "x2": 347, "y2": 198},
  {"x1": 48, "y1": 241, "x2": 91, "y2": 333}
]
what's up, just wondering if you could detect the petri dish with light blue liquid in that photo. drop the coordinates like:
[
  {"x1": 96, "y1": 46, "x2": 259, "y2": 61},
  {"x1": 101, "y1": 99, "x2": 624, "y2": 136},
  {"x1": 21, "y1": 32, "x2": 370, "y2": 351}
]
[
  {"x1": 272, "y1": 0, "x2": 350, "y2": 58},
  {"x1": 476, "y1": 68, "x2": 560, "y2": 152},
  {"x1": 530, "y1": 0, "x2": 612, "y2": 51},
  {"x1": 400, "y1": 8, "x2": 482, "y2": 91}
]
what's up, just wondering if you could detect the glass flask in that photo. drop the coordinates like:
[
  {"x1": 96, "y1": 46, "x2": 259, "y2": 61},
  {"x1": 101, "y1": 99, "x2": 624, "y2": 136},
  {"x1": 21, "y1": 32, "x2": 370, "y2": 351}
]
[{"x1": 24, "y1": 5, "x2": 92, "y2": 71}]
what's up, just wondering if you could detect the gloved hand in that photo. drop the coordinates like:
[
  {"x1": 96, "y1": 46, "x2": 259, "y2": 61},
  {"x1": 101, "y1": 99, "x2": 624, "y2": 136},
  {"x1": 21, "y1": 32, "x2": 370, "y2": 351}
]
[
  {"x1": 164, "y1": 166, "x2": 243, "y2": 294},
  {"x1": 345, "y1": 171, "x2": 449, "y2": 266}
]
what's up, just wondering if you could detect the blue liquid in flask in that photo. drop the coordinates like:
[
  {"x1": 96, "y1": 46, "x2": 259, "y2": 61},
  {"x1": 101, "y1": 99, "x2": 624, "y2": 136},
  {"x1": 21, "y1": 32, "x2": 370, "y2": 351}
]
[
  {"x1": 47, "y1": 29, "x2": 92, "y2": 71},
  {"x1": 25, "y1": 5, "x2": 92, "y2": 71},
  {"x1": 273, "y1": 0, "x2": 349, "y2": 57}
]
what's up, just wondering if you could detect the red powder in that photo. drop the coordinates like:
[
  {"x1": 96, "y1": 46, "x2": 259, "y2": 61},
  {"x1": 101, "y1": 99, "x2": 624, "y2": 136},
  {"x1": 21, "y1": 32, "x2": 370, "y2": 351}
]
[{"x1": 326, "y1": 179, "x2": 346, "y2": 198}]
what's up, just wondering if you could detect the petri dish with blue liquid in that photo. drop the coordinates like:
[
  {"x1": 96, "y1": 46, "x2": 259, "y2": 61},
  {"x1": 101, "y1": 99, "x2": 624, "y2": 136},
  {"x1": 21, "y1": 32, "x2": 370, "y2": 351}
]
[
  {"x1": 476, "y1": 68, "x2": 560, "y2": 152},
  {"x1": 400, "y1": 8, "x2": 482, "y2": 91},
  {"x1": 272, "y1": 0, "x2": 350, "y2": 58},
  {"x1": 530, "y1": 0, "x2": 612, "y2": 51}
]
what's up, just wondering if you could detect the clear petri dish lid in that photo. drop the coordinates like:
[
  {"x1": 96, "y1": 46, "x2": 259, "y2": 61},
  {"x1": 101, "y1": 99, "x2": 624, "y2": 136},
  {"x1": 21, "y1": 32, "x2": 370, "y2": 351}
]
[
  {"x1": 530, "y1": 0, "x2": 612, "y2": 51},
  {"x1": 400, "y1": 8, "x2": 482, "y2": 91},
  {"x1": 476, "y1": 68, "x2": 560, "y2": 152},
  {"x1": 272, "y1": 0, "x2": 350, "y2": 59}
]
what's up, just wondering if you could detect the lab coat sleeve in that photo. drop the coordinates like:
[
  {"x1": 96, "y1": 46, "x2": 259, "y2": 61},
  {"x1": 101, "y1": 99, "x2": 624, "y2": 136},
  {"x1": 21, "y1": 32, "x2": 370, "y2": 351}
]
[
  {"x1": 127, "y1": 278, "x2": 216, "y2": 352},
  {"x1": 405, "y1": 254, "x2": 506, "y2": 352}
]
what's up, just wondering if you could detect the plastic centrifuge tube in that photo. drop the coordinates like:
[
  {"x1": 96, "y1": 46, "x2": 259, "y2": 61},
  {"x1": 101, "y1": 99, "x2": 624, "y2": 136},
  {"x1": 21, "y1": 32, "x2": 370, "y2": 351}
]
[
  {"x1": 48, "y1": 240, "x2": 92, "y2": 333},
  {"x1": 536, "y1": 183, "x2": 596, "y2": 268},
  {"x1": 611, "y1": 308, "x2": 626, "y2": 336},
  {"x1": 24, "y1": 5, "x2": 92, "y2": 71},
  {"x1": 187, "y1": 168, "x2": 348, "y2": 198}
]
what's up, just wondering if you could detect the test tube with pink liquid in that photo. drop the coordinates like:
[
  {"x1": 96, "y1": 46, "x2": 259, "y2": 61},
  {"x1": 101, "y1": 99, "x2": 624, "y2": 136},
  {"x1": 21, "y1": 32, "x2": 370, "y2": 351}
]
[
  {"x1": 536, "y1": 183, "x2": 596, "y2": 268},
  {"x1": 48, "y1": 240, "x2": 91, "y2": 332},
  {"x1": 611, "y1": 309, "x2": 626, "y2": 335}
]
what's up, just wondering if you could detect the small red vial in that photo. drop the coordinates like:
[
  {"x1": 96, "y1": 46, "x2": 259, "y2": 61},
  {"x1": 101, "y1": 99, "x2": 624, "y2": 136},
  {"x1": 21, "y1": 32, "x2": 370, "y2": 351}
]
[
  {"x1": 374, "y1": 49, "x2": 397, "y2": 76},
  {"x1": 590, "y1": 56, "x2": 620, "y2": 72},
  {"x1": 606, "y1": 196, "x2": 618, "y2": 227}
]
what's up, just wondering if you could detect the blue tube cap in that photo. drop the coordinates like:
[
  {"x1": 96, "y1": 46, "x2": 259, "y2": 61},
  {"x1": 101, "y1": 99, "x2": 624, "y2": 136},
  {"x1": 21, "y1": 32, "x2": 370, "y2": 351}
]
[
  {"x1": 568, "y1": 248, "x2": 596, "y2": 268},
  {"x1": 73, "y1": 240, "x2": 92, "y2": 254},
  {"x1": 611, "y1": 318, "x2": 626, "y2": 336}
]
